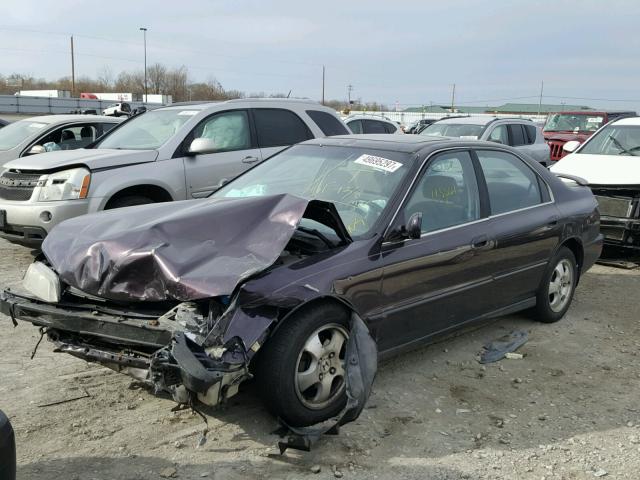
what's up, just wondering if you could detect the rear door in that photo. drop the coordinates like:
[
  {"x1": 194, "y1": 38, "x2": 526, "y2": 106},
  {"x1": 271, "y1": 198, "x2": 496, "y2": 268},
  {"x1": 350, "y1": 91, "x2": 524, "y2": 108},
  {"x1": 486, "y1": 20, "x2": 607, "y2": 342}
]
[
  {"x1": 252, "y1": 108, "x2": 314, "y2": 159},
  {"x1": 182, "y1": 109, "x2": 261, "y2": 198},
  {"x1": 475, "y1": 148, "x2": 561, "y2": 305},
  {"x1": 377, "y1": 149, "x2": 497, "y2": 352}
]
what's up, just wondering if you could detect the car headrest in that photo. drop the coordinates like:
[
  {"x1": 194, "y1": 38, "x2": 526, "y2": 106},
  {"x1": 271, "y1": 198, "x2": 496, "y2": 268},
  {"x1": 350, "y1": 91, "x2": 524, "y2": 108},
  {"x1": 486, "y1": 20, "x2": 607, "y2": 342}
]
[{"x1": 423, "y1": 175, "x2": 457, "y2": 201}]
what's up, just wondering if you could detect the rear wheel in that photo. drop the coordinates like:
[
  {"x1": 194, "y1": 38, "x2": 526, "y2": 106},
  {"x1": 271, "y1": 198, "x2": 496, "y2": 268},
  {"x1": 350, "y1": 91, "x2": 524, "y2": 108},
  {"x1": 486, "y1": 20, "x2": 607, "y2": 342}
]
[
  {"x1": 106, "y1": 195, "x2": 154, "y2": 209},
  {"x1": 532, "y1": 246, "x2": 577, "y2": 323},
  {"x1": 255, "y1": 303, "x2": 349, "y2": 427}
]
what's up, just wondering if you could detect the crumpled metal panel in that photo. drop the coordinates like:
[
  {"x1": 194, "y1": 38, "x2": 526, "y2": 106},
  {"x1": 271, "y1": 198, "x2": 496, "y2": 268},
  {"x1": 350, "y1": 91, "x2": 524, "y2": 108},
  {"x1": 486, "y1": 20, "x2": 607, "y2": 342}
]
[{"x1": 42, "y1": 194, "x2": 310, "y2": 302}]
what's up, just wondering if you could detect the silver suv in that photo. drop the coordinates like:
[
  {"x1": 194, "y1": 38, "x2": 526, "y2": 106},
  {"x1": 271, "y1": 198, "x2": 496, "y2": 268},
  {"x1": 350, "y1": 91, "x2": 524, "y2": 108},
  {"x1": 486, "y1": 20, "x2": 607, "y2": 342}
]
[
  {"x1": 421, "y1": 117, "x2": 550, "y2": 165},
  {"x1": 0, "y1": 99, "x2": 349, "y2": 246}
]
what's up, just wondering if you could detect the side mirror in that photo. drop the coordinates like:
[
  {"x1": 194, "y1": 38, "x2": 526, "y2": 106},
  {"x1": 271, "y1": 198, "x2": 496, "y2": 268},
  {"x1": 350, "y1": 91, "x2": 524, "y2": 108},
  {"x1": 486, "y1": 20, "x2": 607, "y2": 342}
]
[
  {"x1": 563, "y1": 140, "x2": 580, "y2": 153},
  {"x1": 26, "y1": 145, "x2": 46, "y2": 155},
  {"x1": 405, "y1": 212, "x2": 423, "y2": 240},
  {"x1": 187, "y1": 137, "x2": 216, "y2": 155}
]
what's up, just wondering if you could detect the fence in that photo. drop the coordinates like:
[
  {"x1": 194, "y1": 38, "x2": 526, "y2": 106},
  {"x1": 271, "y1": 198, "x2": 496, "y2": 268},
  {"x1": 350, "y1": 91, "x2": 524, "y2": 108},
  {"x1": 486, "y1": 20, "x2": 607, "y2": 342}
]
[
  {"x1": 348, "y1": 110, "x2": 548, "y2": 125},
  {"x1": 0, "y1": 95, "x2": 156, "y2": 115}
]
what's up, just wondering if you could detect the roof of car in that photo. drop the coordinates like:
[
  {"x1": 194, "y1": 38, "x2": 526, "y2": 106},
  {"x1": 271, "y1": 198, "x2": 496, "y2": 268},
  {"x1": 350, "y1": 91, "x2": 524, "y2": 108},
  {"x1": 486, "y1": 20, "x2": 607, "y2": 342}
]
[
  {"x1": 302, "y1": 134, "x2": 469, "y2": 153},
  {"x1": 344, "y1": 115, "x2": 395, "y2": 123},
  {"x1": 163, "y1": 98, "x2": 325, "y2": 110},
  {"x1": 17, "y1": 114, "x2": 121, "y2": 124},
  {"x1": 611, "y1": 116, "x2": 640, "y2": 126},
  {"x1": 433, "y1": 116, "x2": 534, "y2": 126}
]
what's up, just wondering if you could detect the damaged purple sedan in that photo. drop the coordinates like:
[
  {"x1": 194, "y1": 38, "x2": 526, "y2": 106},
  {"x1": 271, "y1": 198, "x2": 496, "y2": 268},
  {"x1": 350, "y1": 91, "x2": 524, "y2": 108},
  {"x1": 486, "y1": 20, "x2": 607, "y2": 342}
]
[{"x1": 2, "y1": 135, "x2": 602, "y2": 431}]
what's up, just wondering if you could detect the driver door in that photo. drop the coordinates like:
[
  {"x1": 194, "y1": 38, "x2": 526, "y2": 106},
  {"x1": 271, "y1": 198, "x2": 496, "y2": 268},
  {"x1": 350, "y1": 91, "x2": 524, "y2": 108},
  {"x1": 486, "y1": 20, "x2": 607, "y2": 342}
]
[{"x1": 182, "y1": 110, "x2": 262, "y2": 198}]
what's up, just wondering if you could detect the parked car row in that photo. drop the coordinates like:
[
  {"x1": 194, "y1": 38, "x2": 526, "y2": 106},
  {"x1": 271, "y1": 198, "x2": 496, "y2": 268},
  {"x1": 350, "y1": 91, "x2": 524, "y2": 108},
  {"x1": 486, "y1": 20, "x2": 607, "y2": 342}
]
[{"x1": 0, "y1": 99, "x2": 349, "y2": 245}]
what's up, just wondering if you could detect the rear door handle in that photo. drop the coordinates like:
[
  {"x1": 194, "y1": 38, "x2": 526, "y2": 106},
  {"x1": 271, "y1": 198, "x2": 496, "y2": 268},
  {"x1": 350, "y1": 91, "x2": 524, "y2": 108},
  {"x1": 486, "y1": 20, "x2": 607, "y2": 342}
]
[
  {"x1": 471, "y1": 234, "x2": 490, "y2": 249},
  {"x1": 242, "y1": 156, "x2": 259, "y2": 164},
  {"x1": 547, "y1": 215, "x2": 560, "y2": 226}
]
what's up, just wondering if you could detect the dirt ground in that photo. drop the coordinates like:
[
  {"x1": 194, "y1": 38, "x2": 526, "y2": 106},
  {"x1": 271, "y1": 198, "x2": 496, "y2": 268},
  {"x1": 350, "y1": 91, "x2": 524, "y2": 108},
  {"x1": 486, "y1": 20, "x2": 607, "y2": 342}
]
[{"x1": 1, "y1": 238, "x2": 639, "y2": 480}]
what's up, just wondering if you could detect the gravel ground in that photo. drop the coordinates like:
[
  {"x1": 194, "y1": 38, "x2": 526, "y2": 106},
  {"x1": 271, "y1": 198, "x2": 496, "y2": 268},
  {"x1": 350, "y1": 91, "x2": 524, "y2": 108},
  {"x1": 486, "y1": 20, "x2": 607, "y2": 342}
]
[{"x1": 1, "y1": 238, "x2": 639, "y2": 480}]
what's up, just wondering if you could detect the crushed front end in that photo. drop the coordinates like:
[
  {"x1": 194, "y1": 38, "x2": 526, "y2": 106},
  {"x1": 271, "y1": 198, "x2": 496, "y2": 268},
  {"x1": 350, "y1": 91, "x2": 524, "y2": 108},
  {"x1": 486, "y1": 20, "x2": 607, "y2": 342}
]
[
  {"x1": 0, "y1": 285, "x2": 253, "y2": 407},
  {"x1": 592, "y1": 185, "x2": 640, "y2": 252}
]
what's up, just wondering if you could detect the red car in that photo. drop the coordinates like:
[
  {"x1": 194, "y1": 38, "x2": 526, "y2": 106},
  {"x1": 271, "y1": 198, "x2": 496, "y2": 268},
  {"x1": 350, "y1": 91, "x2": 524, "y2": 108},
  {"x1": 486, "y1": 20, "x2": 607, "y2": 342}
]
[{"x1": 543, "y1": 110, "x2": 636, "y2": 161}]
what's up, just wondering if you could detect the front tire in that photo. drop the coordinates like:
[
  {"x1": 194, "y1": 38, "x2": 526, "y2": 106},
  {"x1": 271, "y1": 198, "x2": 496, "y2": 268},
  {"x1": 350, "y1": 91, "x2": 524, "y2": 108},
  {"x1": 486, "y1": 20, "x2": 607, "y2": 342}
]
[
  {"x1": 533, "y1": 246, "x2": 577, "y2": 323},
  {"x1": 255, "y1": 303, "x2": 350, "y2": 427}
]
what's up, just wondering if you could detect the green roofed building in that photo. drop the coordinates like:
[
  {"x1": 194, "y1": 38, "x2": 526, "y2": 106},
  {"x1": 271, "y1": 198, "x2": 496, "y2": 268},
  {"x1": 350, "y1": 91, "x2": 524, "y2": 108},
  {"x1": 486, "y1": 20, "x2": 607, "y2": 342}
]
[{"x1": 404, "y1": 103, "x2": 594, "y2": 114}]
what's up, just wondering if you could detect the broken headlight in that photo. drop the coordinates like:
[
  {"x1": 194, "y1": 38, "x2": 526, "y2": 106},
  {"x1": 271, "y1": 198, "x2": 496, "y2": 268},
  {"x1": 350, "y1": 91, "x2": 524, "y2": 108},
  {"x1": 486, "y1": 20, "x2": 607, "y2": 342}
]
[{"x1": 38, "y1": 167, "x2": 90, "y2": 202}]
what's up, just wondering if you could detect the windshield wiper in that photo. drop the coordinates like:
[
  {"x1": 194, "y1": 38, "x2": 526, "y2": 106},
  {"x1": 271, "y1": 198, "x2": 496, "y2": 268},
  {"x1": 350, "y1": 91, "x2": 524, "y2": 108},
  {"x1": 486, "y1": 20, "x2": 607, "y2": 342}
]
[
  {"x1": 609, "y1": 136, "x2": 638, "y2": 156},
  {"x1": 296, "y1": 226, "x2": 336, "y2": 249}
]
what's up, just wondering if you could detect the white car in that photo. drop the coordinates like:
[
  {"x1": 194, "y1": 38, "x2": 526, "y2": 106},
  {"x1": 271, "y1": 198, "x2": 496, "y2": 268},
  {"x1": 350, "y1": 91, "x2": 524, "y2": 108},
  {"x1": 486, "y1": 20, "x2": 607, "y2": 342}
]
[
  {"x1": 345, "y1": 115, "x2": 403, "y2": 135},
  {"x1": 550, "y1": 116, "x2": 640, "y2": 252},
  {"x1": 102, "y1": 102, "x2": 132, "y2": 117}
]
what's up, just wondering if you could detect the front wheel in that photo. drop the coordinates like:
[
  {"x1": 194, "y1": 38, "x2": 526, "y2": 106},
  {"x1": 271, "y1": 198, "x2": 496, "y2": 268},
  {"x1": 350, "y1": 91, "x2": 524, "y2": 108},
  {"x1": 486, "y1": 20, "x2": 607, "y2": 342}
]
[
  {"x1": 532, "y1": 246, "x2": 577, "y2": 323},
  {"x1": 255, "y1": 303, "x2": 350, "y2": 427}
]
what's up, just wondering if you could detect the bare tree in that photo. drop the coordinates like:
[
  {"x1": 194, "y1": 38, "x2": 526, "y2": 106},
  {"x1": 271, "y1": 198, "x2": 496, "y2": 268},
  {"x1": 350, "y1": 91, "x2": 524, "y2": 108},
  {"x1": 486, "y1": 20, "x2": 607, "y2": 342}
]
[
  {"x1": 147, "y1": 63, "x2": 167, "y2": 94},
  {"x1": 97, "y1": 65, "x2": 114, "y2": 90}
]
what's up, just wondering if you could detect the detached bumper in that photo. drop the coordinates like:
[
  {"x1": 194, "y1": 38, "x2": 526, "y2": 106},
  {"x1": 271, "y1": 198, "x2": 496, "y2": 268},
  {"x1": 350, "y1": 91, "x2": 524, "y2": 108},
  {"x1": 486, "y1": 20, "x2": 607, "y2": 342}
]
[
  {"x1": 0, "y1": 289, "x2": 247, "y2": 407},
  {"x1": 0, "y1": 289, "x2": 172, "y2": 348}
]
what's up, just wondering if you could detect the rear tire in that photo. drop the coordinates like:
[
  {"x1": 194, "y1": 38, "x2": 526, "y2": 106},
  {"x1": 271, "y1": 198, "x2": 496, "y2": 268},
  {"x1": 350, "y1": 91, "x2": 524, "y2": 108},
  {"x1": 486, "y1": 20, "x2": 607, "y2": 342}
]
[
  {"x1": 532, "y1": 246, "x2": 577, "y2": 323},
  {"x1": 106, "y1": 195, "x2": 154, "y2": 209},
  {"x1": 255, "y1": 303, "x2": 350, "y2": 427}
]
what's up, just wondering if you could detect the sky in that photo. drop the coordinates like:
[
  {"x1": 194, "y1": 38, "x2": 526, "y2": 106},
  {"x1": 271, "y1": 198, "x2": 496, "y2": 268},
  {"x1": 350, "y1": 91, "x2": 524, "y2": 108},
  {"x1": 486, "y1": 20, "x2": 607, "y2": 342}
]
[{"x1": 1, "y1": 0, "x2": 639, "y2": 111}]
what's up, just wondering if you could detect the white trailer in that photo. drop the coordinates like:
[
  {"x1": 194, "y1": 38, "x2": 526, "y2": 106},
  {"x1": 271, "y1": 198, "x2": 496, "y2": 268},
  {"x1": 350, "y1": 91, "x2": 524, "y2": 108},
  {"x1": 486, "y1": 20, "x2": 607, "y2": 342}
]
[{"x1": 15, "y1": 90, "x2": 71, "y2": 98}]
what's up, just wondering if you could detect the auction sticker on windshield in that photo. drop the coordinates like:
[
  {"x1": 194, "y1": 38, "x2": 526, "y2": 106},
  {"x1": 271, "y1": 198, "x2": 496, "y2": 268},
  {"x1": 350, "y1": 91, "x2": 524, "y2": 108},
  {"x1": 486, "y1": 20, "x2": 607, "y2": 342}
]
[
  {"x1": 354, "y1": 154, "x2": 403, "y2": 173},
  {"x1": 177, "y1": 110, "x2": 199, "y2": 116}
]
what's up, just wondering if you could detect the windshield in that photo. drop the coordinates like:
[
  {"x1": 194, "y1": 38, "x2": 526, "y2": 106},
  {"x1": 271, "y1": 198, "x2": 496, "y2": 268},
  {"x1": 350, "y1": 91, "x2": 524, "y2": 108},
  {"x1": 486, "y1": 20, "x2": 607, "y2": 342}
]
[
  {"x1": 579, "y1": 125, "x2": 640, "y2": 156},
  {"x1": 213, "y1": 144, "x2": 413, "y2": 237},
  {"x1": 421, "y1": 123, "x2": 483, "y2": 139},
  {"x1": 96, "y1": 109, "x2": 197, "y2": 150},
  {"x1": 0, "y1": 120, "x2": 48, "y2": 151},
  {"x1": 543, "y1": 113, "x2": 604, "y2": 133}
]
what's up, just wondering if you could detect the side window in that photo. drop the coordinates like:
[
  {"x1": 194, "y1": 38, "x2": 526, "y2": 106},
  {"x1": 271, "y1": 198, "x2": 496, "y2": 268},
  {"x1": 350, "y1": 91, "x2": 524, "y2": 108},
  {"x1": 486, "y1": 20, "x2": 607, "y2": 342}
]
[
  {"x1": 476, "y1": 150, "x2": 543, "y2": 215},
  {"x1": 40, "y1": 124, "x2": 98, "y2": 151},
  {"x1": 508, "y1": 124, "x2": 526, "y2": 146},
  {"x1": 362, "y1": 120, "x2": 387, "y2": 134},
  {"x1": 306, "y1": 110, "x2": 349, "y2": 136},
  {"x1": 193, "y1": 110, "x2": 251, "y2": 152},
  {"x1": 487, "y1": 125, "x2": 508, "y2": 144},
  {"x1": 404, "y1": 151, "x2": 480, "y2": 234},
  {"x1": 523, "y1": 124, "x2": 537, "y2": 144},
  {"x1": 253, "y1": 108, "x2": 312, "y2": 148},
  {"x1": 383, "y1": 122, "x2": 397, "y2": 134},
  {"x1": 347, "y1": 120, "x2": 363, "y2": 134}
]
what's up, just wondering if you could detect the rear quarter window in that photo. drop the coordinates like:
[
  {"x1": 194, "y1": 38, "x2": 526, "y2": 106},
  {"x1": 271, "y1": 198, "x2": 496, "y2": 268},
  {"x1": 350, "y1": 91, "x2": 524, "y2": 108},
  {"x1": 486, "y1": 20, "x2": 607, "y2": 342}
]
[
  {"x1": 306, "y1": 110, "x2": 349, "y2": 136},
  {"x1": 253, "y1": 108, "x2": 313, "y2": 148}
]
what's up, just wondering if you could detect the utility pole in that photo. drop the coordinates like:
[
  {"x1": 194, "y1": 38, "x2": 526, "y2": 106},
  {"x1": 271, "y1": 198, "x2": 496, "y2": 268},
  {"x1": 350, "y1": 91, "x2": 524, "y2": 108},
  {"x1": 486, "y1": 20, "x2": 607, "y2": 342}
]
[
  {"x1": 70, "y1": 35, "x2": 75, "y2": 97},
  {"x1": 537, "y1": 80, "x2": 544, "y2": 117},
  {"x1": 321, "y1": 65, "x2": 325, "y2": 105},
  {"x1": 347, "y1": 84, "x2": 353, "y2": 106},
  {"x1": 450, "y1": 83, "x2": 456, "y2": 113},
  {"x1": 140, "y1": 27, "x2": 148, "y2": 103}
]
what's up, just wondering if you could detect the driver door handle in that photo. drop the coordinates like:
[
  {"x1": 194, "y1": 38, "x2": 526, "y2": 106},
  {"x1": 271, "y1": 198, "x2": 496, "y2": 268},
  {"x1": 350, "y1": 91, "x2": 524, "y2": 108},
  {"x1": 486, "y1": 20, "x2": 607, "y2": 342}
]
[
  {"x1": 471, "y1": 234, "x2": 492, "y2": 250},
  {"x1": 242, "y1": 156, "x2": 259, "y2": 164}
]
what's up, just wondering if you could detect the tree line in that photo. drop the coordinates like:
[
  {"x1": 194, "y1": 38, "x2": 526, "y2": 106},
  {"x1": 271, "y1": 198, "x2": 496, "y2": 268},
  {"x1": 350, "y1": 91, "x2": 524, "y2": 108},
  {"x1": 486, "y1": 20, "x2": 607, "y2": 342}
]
[{"x1": 0, "y1": 63, "x2": 387, "y2": 110}]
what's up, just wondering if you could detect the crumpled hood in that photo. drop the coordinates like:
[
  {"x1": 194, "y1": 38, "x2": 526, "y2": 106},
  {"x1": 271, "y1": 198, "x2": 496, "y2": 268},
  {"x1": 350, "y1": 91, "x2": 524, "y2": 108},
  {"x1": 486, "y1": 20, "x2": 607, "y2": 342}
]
[
  {"x1": 42, "y1": 194, "x2": 313, "y2": 302},
  {"x1": 550, "y1": 153, "x2": 640, "y2": 186},
  {"x1": 2, "y1": 148, "x2": 158, "y2": 172}
]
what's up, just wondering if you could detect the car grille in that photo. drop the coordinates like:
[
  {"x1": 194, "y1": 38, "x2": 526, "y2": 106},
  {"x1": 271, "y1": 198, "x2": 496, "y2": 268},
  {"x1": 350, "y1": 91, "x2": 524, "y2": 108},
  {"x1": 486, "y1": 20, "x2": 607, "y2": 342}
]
[
  {"x1": 547, "y1": 141, "x2": 565, "y2": 161},
  {"x1": 595, "y1": 195, "x2": 633, "y2": 218},
  {"x1": 0, "y1": 171, "x2": 41, "y2": 201}
]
